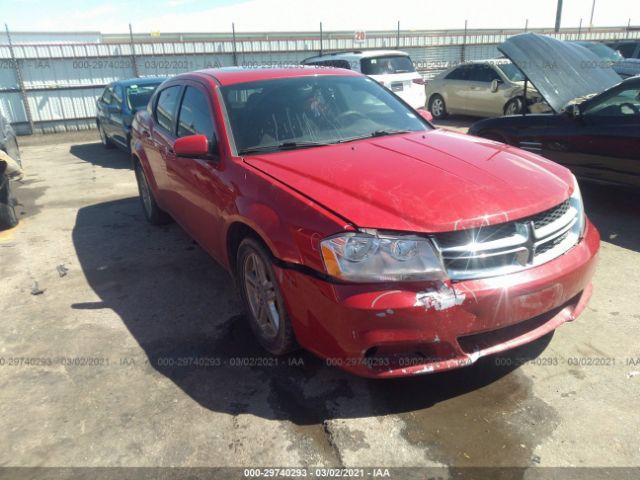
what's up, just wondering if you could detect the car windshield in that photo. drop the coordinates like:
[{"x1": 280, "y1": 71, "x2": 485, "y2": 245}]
[
  {"x1": 582, "y1": 43, "x2": 624, "y2": 62},
  {"x1": 360, "y1": 55, "x2": 416, "y2": 75},
  {"x1": 221, "y1": 75, "x2": 428, "y2": 155},
  {"x1": 126, "y1": 83, "x2": 162, "y2": 110},
  {"x1": 496, "y1": 62, "x2": 526, "y2": 82}
]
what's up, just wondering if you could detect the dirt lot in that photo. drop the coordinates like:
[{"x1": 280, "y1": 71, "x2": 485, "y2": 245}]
[{"x1": 1, "y1": 121, "x2": 639, "y2": 478}]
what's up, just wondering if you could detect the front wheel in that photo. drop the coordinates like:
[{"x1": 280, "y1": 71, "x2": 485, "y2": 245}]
[
  {"x1": 429, "y1": 94, "x2": 448, "y2": 119},
  {"x1": 133, "y1": 160, "x2": 171, "y2": 225},
  {"x1": 236, "y1": 238, "x2": 296, "y2": 355},
  {"x1": 504, "y1": 97, "x2": 525, "y2": 116}
]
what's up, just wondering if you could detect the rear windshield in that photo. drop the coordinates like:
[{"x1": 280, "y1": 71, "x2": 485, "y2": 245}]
[
  {"x1": 127, "y1": 83, "x2": 162, "y2": 110},
  {"x1": 360, "y1": 55, "x2": 416, "y2": 75}
]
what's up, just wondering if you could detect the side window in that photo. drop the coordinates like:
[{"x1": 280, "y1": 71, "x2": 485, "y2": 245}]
[
  {"x1": 617, "y1": 44, "x2": 637, "y2": 58},
  {"x1": 445, "y1": 66, "x2": 470, "y2": 81},
  {"x1": 112, "y1": 84, "x2": 123, "y2": 109},
  {"x1": 475, "y1": 65, "x2": 501, "y2": 82},
  {"x1": 155, "y1": 85, "x2": 181, "y2": 132},
  {"x1": 583, "y1": 87, "x2": 640, "y2": 117},
  {"x1": 101, "y1": 86, "x2": 113, "y2": 104},
  {"x1": 467, "y1": 65, "x2": 487, "y2": 82},
  {"x1": 176, "y1": 86, "x2": 215, "y2": 139}
]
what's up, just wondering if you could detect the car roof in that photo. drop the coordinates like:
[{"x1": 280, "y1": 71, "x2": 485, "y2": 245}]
[
  {"x1": 113, "y1": 77, "x2": 167, "y2": 87},
  {"x1": 186, "y1": 66, "x2": 361, "y2": 86},
  {"x1": 303, "y1": 49, "x2": 410, "y2": 62}
]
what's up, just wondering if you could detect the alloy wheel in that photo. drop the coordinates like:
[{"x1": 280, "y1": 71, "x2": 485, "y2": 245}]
[{"x1": 243, "y1": 251, "x2": 280, "y2": 339}]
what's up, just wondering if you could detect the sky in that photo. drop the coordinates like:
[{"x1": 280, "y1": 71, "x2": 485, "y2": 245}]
[{"x1": 0, "y1": 0, "x2": 638, "y2": 33}]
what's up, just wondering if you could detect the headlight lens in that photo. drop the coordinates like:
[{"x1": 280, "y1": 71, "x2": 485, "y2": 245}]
[
  {"x1": 320, "y1": 232, "x2": 446, "y2": 282},
  {"x1": 569, "y1": 174, "x2": 586, "y2": 237}
]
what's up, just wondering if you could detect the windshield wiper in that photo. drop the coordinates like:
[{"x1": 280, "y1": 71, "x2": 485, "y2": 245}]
[
  {"x1": 337, "y1": 129, "x2": 412, "y2": 144},
  {"x1": 238, "y1": 141, "x2": 330, "y2": 155}
]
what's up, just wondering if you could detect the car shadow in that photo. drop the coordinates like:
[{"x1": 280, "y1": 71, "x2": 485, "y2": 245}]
[
  {"x1": 70, "y1": 142, "x2": 131, "y2": 170},
  {"x1": 581, "y1": 181, "x2": 640, "y2": 253},
  {"x1": 72, "y1": 197, "x2": 555, "y2": 424}
]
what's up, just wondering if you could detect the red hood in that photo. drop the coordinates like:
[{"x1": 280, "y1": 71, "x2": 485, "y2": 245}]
[{"x1": 243, "y1": 129, "x2": 573, "y2": 233}]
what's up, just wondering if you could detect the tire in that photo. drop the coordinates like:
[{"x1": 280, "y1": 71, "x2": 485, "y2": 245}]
[
  {"x1": 133, "y1": 159, "x2": 171, "y2": 225},
  {"x1": 504, "y1": 97, "x2": 524, "y2": 116},
  {"x1": 98, "y1": 121, "x2": 115, "y2": 149},
  {"x1": 236, "y1": 238, "x2": 297, "y2": 355},
  {"x1": 429, "y1": 94, "x2": 448, "y2": 119},
  {"x1": 0, "y1": 174, "x2": 18, "y2": 231}
]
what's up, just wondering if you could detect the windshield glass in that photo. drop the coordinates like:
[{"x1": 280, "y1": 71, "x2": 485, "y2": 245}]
[
  {"x1": 360, "y1": 55, "x2": 416, "y2": 75},
  {"x1": 221, "y1": 75, "x2": 428, "y2": 154},
  {"x1": 126, "y1": 83, "x2": 162, "y2": 110},
  {"x1": 577, "y1": 42, "x2": 624, "y2": 62},
  {"x1": 496, "y1": 62, "x2": 526, "y2": 82}
]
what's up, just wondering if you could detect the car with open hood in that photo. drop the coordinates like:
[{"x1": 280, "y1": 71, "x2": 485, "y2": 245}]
[
  {"x1": 425, "y1": 58, "x2": 548, "y2": 118},
  {"x1": 130, "y1": 66, "x2": 599, "y2": 378},
  {"x1": 469, "y1": 33, "x2": 639, "y2": 188}
]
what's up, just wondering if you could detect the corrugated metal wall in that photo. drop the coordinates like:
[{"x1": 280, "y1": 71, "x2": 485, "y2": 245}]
[{"x1": 0, "y1": 26, "x2": 638, "y2": 134}]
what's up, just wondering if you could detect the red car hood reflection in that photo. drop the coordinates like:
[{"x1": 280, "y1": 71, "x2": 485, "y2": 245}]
[{"x1": 243, "y1": 129, "x2": 573, "y2": 233}]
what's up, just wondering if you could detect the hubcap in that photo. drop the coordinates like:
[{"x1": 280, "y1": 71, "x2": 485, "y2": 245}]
[
  {"x1": 507, "y1": 100, "x2": 521, "y2": 115},
  {"x1": 432, "y1": 99, "x2": 444, "y2": 116},
  {"x1": 243, "y1": 252, "x2": 280, "y2": 339},
  {"x1": 136, "y1": 167, "x2": 153, "y2": 216}
]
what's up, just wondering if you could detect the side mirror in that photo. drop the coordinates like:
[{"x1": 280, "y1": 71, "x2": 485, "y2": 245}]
[
  {"x1": 417, "y1": 108, "x2": 433, "y2": 122},
  {"x1": 174, "y1": 134, "x2": 210, "y2": 157},
  {"x1": 490, "y1": 79, "x2": 502, "y2": 93},
  {"x1": 569, "y1": 104, "x2": 582, "y2": 119}
]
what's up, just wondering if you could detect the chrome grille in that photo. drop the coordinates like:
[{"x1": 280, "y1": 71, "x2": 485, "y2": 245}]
[{"x1": 432, "y1": 200, "x2": 580, "y2": 281}]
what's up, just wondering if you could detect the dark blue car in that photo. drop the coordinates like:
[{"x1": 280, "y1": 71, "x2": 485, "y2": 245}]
[{"x1": 96, "y1": 77, "x2": 166, "y2": 151}]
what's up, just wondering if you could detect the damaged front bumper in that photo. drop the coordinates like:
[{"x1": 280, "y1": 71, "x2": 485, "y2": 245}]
[{"x1": 277, "y1": 219, "x2": 600, "y2": 378}]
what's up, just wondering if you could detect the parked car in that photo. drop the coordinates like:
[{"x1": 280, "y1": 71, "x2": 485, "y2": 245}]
[
  {"x1": 301, "y1": 50, "x2": 426, "y2": 109},
  {"x1": 606, "y1": 40, "x2": 640, "y2": 59},
  {"x1": 572, "y1": 41, "x2": 639, "y2": 78},
  {"x1": 0, "y1": 112, "x2": 21, "y2": 231},
  {"x1": 425, "y1": 59, "x2": 548, "y2": 118},
  {"x1": 131, "y1": 67, "x2": 599, "y2": 378},
  {"x1": 96, "y1": 77, "x2": 166, "y2": 152},
  {"x1": 469, "y1": 33, "x2": 639, "y2": 188}
]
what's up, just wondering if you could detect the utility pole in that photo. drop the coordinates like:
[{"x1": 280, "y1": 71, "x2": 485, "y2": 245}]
[
  {"x1": 589, "y1": 0, "x2": 596, "y2": 27},
  {"x1": 554, "y1": 0, "x2": 563, "y2": 32},
  {"x1": 128, "y1": 23, "x2": 139, "y2": 78},
  {"x1": 232, "y1": 22, "x2": 238, "y2": 66}
]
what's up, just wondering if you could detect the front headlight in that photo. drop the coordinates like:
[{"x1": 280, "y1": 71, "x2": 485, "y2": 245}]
[
  {"x1": 320, "y1": 232, "x2": 446, "y2": 282},
  {"x1": 569, "y1": 174, "x2": 586, "y2": 238}
]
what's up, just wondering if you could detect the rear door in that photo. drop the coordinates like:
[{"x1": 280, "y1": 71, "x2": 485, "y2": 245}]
[
  {"x1": 171, "y1": 82, "x2": 227, "y2": 261},
  {"x1": 439, "y1": 64, "x2": 473, "y2": 113},
  {"x1": 96, "y1": 85, "x2": 114, "y2": 133}
]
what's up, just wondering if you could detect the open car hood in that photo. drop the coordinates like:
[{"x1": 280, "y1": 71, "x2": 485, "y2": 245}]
[{"x1": 498, "y1": 33, "x2": 621, "y2": 113}]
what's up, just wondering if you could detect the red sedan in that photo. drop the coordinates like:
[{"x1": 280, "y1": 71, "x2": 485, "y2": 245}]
[{"x1": 130, "y1": 67, "x2": 599, "y2": 378}]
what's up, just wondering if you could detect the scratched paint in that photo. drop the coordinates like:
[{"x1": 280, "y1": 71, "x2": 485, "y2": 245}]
[{"x1": 414, "y1": 283, "x2": 465, "y2": 311}]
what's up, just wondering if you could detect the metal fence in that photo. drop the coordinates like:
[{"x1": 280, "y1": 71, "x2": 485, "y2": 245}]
[{"x1": 1, "y1": 25, "x2": 638, "y2": 134}]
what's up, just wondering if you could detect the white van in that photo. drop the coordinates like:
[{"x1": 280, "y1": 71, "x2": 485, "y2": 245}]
[{"x1": 302, "y1": 50, "x2": 426, "y2": 109}]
